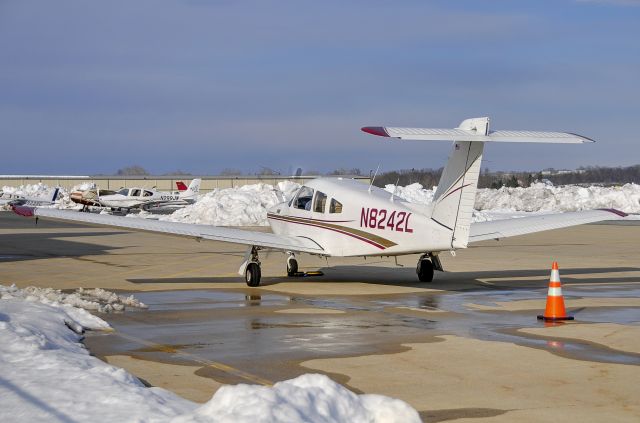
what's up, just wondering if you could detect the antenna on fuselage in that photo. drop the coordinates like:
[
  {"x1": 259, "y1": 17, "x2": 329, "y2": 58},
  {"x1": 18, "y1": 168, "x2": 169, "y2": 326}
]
[
  {"x1": 368, "y1": 164, "x2": 380, "y2": 193},
  {"x1": 390, "y1": 177, "x2": 400, "y2": 202}
]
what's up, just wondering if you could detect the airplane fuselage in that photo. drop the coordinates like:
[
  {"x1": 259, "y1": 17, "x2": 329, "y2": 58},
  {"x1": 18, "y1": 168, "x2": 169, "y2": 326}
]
[{"x1": 267, "y1": 178, "x2": 453, "y2": 257}]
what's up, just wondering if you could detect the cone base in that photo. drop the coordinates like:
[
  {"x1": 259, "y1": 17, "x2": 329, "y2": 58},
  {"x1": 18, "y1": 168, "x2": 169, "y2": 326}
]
[{"x1": 537, "y1": 315, "x2": 574, "y2": 321}]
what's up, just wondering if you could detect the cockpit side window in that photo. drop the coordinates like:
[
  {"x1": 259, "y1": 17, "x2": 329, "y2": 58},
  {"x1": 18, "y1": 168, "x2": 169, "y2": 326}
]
[
  {"x1": 293, "y1": 186, "x2": 314, "y2": 210},
  {"x1": 130, "y1": 189, "x2": 141, "y2": 197},
  {"x1": 117, "y1": 188, "x2": 129, "y2": 196},
  {"x1": 313, "y1": 191, "x2": 327, "y2": 213},
  {"x1": 329, "y1": 198, "x2": 343, "y2": 213}
]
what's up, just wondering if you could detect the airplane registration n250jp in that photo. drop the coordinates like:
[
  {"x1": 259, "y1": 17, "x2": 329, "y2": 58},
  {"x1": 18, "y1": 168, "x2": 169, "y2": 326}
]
[{"x1": 12, "y1": 117, "x2": 629, "y2": 286}]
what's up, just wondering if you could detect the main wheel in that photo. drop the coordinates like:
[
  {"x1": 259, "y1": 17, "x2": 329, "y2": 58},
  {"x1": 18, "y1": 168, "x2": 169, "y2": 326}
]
[
  {"x1": 245, "y1": 262, "x2": 261, "y2": 287},
  {"x1": 417, "y1": 258, "x2": 434, "y2": 282},
  {"x1": 287, "y1": 258, "x2": 298, "y2": 277}
]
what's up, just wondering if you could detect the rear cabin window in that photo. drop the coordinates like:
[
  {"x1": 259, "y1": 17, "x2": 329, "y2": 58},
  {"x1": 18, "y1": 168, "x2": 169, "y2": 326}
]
[
  {"x1": 293, "y1": 186, "x2": 314, "y2": 210},
  {"x1": 144, "y1": 191, "x2": 153, "y2": 197},
  {"x1": 329, "y1": 198, "x2": 343, "y2": 213},
  {"x1": 314, "y1": 191, "x2": 327, "y2": 213}
]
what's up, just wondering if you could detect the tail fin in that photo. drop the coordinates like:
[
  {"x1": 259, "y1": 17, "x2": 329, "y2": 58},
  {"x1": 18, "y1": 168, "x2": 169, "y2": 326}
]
[
  {"x1": 51, "y1": 187, "x2": 60, "y2": 203},
  {"x1": 362, "y1": 116, "x2": 595, "y2": 249},
  {"x1": 176, "y1": 181, "x2": 188, "y2": 191},
  {"x1": 430, "y1": 118, "x2": 488, "y2": 248},
  {"x1": 179, "y1": 178, "x2": 201, "y2": 200}
]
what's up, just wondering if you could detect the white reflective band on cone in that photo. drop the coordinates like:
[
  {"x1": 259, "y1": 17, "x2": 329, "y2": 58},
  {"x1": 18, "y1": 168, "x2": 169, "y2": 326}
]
[
  {"x1": 547, "y1": 287, "x2": 563, "y2": 296},
  {"x1": 550, "y1": 269, "x2": 560, "y2": 281}
]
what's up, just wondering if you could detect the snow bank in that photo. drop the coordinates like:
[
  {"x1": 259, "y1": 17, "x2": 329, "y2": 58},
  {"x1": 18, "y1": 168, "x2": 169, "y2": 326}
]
[
  {"x1": 0, "y1": 292, "x2": 193, "y2": 422},
  {"x1": 0, "y1": 285, "x2": 147, "y2": 313},
  {"x1": 174, "y1": 374, "x2": 419, "y2": 423},
  {"x1": 475, "y1": 182, "x2": 640, "y2": 213},
  {"x1": 161, "y1": 182, "x2": 300, "y2": 226},
  {"x1": 384, "y1": 182, "x2": 640, "y2": 218},
  {"x1": 0, "y1": 284, "x2": 420, "y2": 423}
]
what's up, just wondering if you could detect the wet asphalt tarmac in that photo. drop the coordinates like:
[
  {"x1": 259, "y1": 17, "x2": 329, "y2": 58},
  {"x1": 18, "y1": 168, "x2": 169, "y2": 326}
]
[{"x1": 85, "y1": 281, "x2": 640, "y2": 387}]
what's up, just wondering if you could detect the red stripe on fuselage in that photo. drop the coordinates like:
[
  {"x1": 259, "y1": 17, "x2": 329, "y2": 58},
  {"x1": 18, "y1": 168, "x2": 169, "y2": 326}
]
[{"x1": 267, "y1": 215, "x2": 387, "y2": 250}]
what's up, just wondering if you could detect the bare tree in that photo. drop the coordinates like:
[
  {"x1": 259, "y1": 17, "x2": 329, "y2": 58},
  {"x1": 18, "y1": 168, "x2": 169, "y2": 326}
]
[
  {"x1": 220, "y1": 168, "x2": 243, "y2": 176},
  {"x1": 116, "y1": 165, "x2": 149, "y2": 176}
]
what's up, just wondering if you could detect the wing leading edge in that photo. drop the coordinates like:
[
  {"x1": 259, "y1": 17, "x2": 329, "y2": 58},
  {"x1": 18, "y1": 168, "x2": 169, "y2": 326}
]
[
  {"x1": 469, "y1": 209, "x2": 629, "y2": 243},
  {"x1": 24, "y1": 208, "x2": 325, "y2": 254}
]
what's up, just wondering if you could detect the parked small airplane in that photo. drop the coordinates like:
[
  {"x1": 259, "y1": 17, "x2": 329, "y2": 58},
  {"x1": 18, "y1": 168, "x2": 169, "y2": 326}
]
[
  {"x1": 95, "y1": 178, "x2": 201, "y2": 212},
  {"x1": 69, "y1": 180, "x2": 194, "y2": 211},
  {"x1": 1, "y1": 187, "x2": 60, "y2": 208},
  {"x1": 12, "y1": 118, "x2": 629, "y2": 286}
]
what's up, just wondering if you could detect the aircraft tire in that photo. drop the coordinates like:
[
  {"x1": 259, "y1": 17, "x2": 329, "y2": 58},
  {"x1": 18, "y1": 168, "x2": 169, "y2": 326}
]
[
  {"x1": 245, "y1": 263, "x2": 261, "y2": 287},
  {"x1": 287, "y1": 258, "x2": 298, "y2": 277},
  {"x1": 417, "y1": 258, "x2": 434, "y2": 282}
]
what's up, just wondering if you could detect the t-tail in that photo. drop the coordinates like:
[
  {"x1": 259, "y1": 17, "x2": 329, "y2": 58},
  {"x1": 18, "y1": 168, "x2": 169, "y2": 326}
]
[
  {"x1": 179, "y1": 178, "x2": 201, "y2": 201},
  {"x1": 362, "y1": 116, "x2": 594, "y2": 249}
]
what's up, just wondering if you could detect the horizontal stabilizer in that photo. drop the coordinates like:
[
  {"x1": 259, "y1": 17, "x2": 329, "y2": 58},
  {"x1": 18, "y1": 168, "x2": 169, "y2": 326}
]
[
  {"x1": 362, "y1": 117, "x2": 594, "y2": 144},
  {"x1": 469, "y1": 209, "x2": 628, "y2": 243}
]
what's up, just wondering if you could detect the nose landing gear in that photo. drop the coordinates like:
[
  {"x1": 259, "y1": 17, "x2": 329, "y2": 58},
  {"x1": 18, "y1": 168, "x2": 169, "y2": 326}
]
[
  {"x1": 240, "y1": 246, "x2": 262, "y2": 287},
  {"x1": 286, "y1": 252, "x2": 298, "y2": 277}
]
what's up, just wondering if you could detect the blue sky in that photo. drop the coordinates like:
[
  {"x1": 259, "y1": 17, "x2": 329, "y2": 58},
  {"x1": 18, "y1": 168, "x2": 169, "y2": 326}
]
[{"x1": 1, "y1": 0, "x2": 639, "y2": 175}]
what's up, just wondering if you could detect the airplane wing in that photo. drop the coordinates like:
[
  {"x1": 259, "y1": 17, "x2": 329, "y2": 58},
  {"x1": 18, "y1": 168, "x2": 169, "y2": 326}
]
[
  {"x1": 14, "y1": 207, "x2": 325, "y2": 254},
  {"x1": 469, "y1": 209, "x2": 629, "y2": 243}
]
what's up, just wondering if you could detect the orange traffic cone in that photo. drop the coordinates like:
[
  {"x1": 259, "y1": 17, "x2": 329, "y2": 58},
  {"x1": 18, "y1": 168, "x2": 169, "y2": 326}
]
[{"x1": 537, "y1": 262, "x2": 574, "y2": 321}]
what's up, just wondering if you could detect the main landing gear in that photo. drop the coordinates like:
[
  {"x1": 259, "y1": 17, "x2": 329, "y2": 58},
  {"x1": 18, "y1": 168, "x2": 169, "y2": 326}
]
[
  {"x1": 416, "y1": 253, "x2": 444, "y2": 282},
  {"x1": 241, "y1": 249, "x2": 306, "y2": 287},
  {"x1": 286, "y1": 252, "x2": 298, "y2": 277}
]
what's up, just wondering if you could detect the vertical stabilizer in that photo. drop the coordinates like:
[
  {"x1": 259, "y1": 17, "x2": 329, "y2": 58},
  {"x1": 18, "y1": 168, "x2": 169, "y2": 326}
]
[
  {"x1": 179, "y1": 178, "x2": 201, "y2": 200},
  {"x1": 430, "y1": 118, "x2": 488, "y2": 248}
]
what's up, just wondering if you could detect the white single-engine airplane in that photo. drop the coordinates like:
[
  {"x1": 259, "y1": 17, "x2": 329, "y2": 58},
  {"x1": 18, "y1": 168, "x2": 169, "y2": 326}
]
[
  {"x1": 95, "y1": 178, "x2": 201, "y2": 212},
  {"x1": 12, "y1": 117, "x2": 629, "y2": 286}
]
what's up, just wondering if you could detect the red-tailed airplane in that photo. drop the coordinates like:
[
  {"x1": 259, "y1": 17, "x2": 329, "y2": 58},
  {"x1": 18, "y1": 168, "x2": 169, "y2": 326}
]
[{"x1": 12, "y1": 117, "x2": 629, "y2": 286}]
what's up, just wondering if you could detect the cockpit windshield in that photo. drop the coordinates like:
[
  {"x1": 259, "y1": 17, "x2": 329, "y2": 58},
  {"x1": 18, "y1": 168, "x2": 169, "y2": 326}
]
[
  {"x1": 116, "y1": 188, "x2": 129, "y2": 196},
  {"x1": 293, "y1": 186, "x2": 314, "y2": 211}
]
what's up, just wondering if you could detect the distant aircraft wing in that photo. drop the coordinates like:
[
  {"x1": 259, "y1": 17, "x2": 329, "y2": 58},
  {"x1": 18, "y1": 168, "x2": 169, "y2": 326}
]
[
  {"x1": 14, "y1": 207, "x2": 325, "y2": 254},
  {"x1": 469, "y1": 209, "x2": 629, "y2": 243}
]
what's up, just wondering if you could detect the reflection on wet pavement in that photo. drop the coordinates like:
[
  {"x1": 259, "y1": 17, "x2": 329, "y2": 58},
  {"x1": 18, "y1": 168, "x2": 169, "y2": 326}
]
[{"x1": 85, "y1": 284, "x2": 640, "y2": 385}]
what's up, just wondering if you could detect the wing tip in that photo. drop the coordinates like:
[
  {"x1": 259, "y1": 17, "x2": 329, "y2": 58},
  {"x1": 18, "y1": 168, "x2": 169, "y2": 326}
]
[
  {"x1": 361, "y1": 126, "x2": 389, "y2": 137},
  {"x1": 598, "y1": 208, "x2": 628, "y2": 217},
  {"x1": 567, "y1": 132, "x2": 596, "y2": 143},
  {"x1": 11, "y1": 205, "x2": 35, "y2": 217}
]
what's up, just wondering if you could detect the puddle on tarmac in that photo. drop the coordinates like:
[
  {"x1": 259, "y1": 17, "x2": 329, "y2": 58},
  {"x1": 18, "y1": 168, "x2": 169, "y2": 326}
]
[
  {"x1": 130, "y1": 290, "x2": 290, "y2": 311},
  {"x1": 86, "y1": 286, "x2": 640, "y2": 376}
]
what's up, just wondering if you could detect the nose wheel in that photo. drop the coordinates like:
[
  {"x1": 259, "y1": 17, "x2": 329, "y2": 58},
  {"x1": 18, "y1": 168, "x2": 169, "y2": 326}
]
[
  {"x1": 286, "y1": 253, "x2": 298, "y2": 277},
  {"x1": 242, "y1": 246, "x2": 262, "y2": 287}
]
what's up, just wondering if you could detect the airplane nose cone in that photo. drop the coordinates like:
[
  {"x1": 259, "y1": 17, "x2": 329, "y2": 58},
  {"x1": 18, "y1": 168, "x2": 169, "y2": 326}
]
[{"x1": 267, "y1": 202, "x2": 286, "y2": 215}]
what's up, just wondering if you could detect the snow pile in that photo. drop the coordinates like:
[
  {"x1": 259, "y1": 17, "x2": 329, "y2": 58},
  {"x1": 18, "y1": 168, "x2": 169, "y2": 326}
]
[
  {"x1": 0, "y1": 285, "x2": 147, "y2": 314},
  {"x1": 0, "y1": 285, "x2": 421, "y2": 423},
  {"x1": 162, "y1": 182, "x2": 300, "y2": 226},
  {"x1": 1, "y1": 182, "x2": 53, "y2": 198},
  {"x1": 476, "y1": 182, "x2": 640, "y2": 213},
  {"x1": 174, "y1": 374, "x2": 420, "y2": 423},
  {"x1": 385, "y1": 182, "x2": 436, "y2": 204},
  {"x1": 0, "y1": 291, "x2": 193, "y2": 421},
  {"x1": 384, "y1": 182, "x2": 640, "y2": 215}
]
